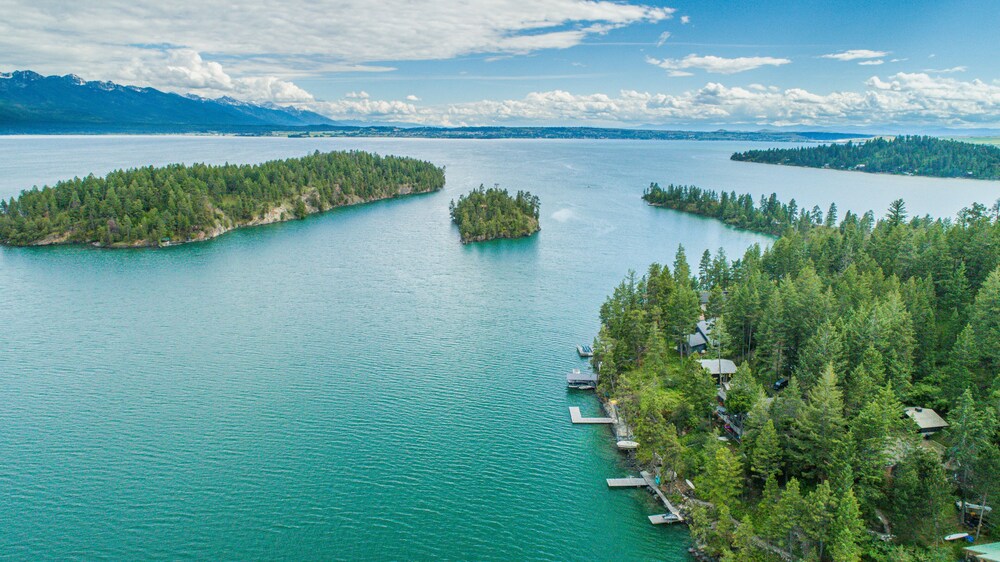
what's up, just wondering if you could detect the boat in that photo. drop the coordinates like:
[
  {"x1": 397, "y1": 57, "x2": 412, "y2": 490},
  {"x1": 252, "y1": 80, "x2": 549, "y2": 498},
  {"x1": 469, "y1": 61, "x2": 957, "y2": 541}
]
[
  {"x1": 616, "y1": 440, "x2": 639, "y2": 450},
  {"x1": 945, "y1": 533, "x2": 970, "y2": 541},
  {"x1": 576, "y1": 344, "x2": 594, "y2": 357}
]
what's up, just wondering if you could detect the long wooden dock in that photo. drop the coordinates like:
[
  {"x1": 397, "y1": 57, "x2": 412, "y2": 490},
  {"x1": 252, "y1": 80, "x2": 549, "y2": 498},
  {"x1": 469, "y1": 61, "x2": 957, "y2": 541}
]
[{"x1": 568, "y1": 406, "x2": 613, "y2": 424}]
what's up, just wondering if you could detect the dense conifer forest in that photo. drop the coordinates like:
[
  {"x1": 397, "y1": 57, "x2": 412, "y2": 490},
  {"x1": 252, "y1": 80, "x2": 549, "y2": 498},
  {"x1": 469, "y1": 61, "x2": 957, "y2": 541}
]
[
  {"x1": 449, "y1": 185, "x2": 540, "y2": 243},
  {"x1": 731, "y1": 136, "x2": 1000, "y2": 180},
  {"x1": 0, "y1": 150, "x2": 445, "y2": 247},
  {"x1": 593, "y1": 190, "x2": 1000, "y2": 560}
]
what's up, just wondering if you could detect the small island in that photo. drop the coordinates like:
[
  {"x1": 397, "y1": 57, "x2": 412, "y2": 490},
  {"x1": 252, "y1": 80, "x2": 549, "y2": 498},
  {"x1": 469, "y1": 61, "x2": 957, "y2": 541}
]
[
  {"x1": 449, "y1": 185, "x2": 540, "y2": 243},
  {"x1": 731, "y1": 135, "x2": 1000, "y2": 180},
  {"x1": 0, "y1": 150, "x2": 445, "y2": 247}
]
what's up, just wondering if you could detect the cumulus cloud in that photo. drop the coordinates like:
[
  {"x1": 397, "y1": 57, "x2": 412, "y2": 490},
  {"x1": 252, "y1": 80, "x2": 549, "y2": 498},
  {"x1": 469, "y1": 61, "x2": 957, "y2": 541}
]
[
  {"x1": 646, "y1": 54, "x2": 791, "y2": 74},
  {"x1": 406, "y1": 94, "x2": 421, "y2": 101},
  {"x1": 122, "y1": 49, "x2": 313, "y2": 102},
  {"x1": 680, "y1": 15, "x2": 690, "y2": 24},
  {"x1": 306, "y1": 73, "x2": 1000, "y2": 129},
  {"x1": 821, "y1": 49, "x2": 889, "y2": 61}
]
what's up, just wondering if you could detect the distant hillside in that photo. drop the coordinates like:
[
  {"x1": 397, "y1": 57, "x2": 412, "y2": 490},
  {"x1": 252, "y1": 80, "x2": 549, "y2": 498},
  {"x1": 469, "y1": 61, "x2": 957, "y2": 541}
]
[
  {"x1": 0, "y1": 70, "x2": 335, "y2": 133},
  {"x1": 731, "y1": 135, "x2": 1000, "y2": 180}
]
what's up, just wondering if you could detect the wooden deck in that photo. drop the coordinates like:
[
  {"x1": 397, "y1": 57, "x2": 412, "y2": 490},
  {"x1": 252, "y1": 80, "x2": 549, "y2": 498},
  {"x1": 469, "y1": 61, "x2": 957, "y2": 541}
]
[{"x1": 568, "y1": 406, "x2": 613, "y2": 424}]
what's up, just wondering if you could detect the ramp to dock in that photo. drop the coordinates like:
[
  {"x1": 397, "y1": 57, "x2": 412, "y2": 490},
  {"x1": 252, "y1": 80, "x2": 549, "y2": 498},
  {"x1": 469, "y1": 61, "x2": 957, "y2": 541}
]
[
  {"x1": 568, "y1": 406, "x2": 613, "y2": 424},
  {"x1": 641, "y1": 471, "x2": 684, "y2": 523}
]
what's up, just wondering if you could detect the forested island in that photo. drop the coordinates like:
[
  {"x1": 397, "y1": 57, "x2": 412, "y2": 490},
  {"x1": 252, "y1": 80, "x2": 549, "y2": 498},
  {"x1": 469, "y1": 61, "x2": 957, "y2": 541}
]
[
  {"x1": 593, "y1": 193, "x2": 1000, "y2": 560},
  {"x1": 0, "y1": 150, "x2": 445, "y2": 247},
  {"x1": 731, "y1": 135, "x2": 1000, "y2": 180},
  {"x1": 643, "y1": 182, "x2": 843, "y2": 236},
  {"x1": 449, "y1": 185, "x2": 540, "y2": 243}
]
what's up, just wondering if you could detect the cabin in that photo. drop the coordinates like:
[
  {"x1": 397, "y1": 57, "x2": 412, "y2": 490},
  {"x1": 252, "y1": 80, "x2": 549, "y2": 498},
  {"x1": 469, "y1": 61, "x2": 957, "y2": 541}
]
[
  {"x1": 679, "y1": 319, "x2": 715, "y2": 355},
  {"x1": 904, "y1": 406, "x2": 949, "y2": 436},
  {"x1": 965, "y1": 541, "x2": 1000, "y2": 561},
  {"x1": 698, "y1": 358, "x2": 737, "y2": 384},
  {"x1": 566, "y1": 369, "x2": 598, "y2": 390}
]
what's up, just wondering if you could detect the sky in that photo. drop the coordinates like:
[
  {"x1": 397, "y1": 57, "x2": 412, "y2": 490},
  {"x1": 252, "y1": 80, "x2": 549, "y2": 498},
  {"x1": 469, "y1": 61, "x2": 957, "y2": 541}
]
[{"x1": 2, "y1": 0, "x2": 1000, "y2": 130}]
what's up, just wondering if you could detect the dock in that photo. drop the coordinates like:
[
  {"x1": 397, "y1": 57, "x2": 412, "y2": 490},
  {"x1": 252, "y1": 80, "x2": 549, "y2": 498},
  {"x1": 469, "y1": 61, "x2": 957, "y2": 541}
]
[
  {"x1": 606, "y1": 470, "x2": 684, "y2": 524},
  {"x1": 577, "y1": 344, "x2": 594, "y2": 357},
  {"x1": 607, "y1": 477, "x2": 647, "y2": 487},
  {"x1": 641, "y1": 470, "x2": 684, "y2": 523},
  {"x1": 568, "y1": 406, "x2": 613, "y2": 424}
]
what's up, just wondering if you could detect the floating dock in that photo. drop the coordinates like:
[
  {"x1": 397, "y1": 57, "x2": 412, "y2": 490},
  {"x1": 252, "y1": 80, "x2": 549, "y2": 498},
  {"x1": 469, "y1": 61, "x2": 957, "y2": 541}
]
[
  {"x1": 577, "y1": 344, "x2": 594, "y2": 357},
  {"x1": 649, "y1": 513, "x2": 683, "y2": 525},
  {"x1": 607, "y1": 477, "x2": 647, "y2": 487},
  {"x1": 568, "y1": 406, "x2": 613, "y2": 424}
]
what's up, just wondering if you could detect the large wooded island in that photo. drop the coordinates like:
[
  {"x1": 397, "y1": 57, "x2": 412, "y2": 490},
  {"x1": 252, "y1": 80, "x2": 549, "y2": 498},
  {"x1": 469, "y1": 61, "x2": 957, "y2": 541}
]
[{"x1": 0, "y1": 150, "x2": 445, "y2": 247}]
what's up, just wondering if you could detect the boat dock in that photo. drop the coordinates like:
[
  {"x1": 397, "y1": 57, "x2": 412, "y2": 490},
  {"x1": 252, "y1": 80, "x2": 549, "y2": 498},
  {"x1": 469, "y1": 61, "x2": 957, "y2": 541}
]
[
  {"x1": 568, "y1": 406, "x2": 613, "y2": 424},
  {"x1": 640, "y1": 470, "x2": 684, "y2": 523},
  {"x1": 606, "y1": 470, "x2": 684, "y2": 525},
  {"x1": 606, "y1": 477, "x2": 647, "y2": 487},
  {"x1": 576, "y1": 344, "x2": 594, "y2": 357}
]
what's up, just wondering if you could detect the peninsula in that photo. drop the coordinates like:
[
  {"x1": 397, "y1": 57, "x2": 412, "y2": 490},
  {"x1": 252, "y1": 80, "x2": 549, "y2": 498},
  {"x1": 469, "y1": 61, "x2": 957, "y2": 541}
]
[
  {"x1": 449, "y1": 185, "x2": 540, "y2": 243},
  {"x1": 0, "y1": 150, "x2": 445, "y2": 247},
  {"x1": 731, "y1": 135, "x2": 1000, "y2": 180}
]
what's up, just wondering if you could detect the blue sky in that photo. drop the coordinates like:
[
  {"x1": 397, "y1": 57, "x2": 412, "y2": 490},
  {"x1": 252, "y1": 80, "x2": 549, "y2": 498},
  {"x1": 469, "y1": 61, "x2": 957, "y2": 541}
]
[{"x1": 3, "y1": 0, "x2": 999, "y2": 130}]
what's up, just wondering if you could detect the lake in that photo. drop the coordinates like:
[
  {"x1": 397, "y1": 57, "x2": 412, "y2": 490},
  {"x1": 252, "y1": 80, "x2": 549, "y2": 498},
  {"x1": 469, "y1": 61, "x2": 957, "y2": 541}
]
[{"x1": 1, "y1": 137, "x2": 997, "y2": 560}]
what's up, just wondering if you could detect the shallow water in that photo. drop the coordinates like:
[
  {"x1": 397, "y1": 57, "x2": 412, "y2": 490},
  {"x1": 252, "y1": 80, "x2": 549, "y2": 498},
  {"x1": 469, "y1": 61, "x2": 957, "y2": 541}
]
[{"x1": 1, "y1": 137, "x2": 996, "y2": 560}]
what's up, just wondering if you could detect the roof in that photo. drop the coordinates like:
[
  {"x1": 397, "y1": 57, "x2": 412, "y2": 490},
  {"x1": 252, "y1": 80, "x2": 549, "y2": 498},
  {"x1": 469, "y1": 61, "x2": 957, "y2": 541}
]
[
  {"x1": 698, "y1": 358, "x2": 737, "y2": 376},
  {"x1": 904, "y1": 407, "x2": 949, "y2": 430},
  {"x1": 686, "y1": 332, "x2": 708, "y2": 348},
  {"x1": 966, "y1": 542, "x2": 1000, "y2": 561},
  {"x1": 566, "y1": 370, "x2": 598, "y2": 384},
  {"x1": 696, "y1": 320, "x2": 713, "y2": 339}
]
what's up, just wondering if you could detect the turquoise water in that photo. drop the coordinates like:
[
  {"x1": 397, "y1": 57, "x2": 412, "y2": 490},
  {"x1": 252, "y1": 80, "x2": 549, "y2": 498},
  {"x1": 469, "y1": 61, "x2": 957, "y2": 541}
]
[{"x1": 1, "y1": 137, "x2": 997, "y2": 560}]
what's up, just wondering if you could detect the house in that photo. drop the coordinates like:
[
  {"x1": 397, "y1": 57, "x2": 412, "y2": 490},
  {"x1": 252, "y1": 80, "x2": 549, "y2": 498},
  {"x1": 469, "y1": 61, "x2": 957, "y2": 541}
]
[
  {"x1": 965, "y1": 541, "x2": 1000, "y2": 561},
  {"x1": 904, "y1": 407, "x2": 949, "y2": 436},
  {"x1": 698, "y1": 358, "x2": 737, "y2": 384},
  {"x1": 679, "y1": 319, "x2": 715, "y2": 355}
]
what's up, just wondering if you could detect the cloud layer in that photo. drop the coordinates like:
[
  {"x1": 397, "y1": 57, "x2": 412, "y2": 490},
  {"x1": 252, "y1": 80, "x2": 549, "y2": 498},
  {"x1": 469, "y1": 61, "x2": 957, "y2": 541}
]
[
  {"x1": 0, "y1": 0, "x2": 673, "y2": 100},
  {"x1": 305, "y1": 73, "x2": 1000, "y2": 129}
]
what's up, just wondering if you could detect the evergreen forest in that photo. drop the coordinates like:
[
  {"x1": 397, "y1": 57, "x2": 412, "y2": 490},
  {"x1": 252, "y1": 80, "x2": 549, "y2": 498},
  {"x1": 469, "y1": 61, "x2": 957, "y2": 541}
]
[
  {"x1": 449, "y1": 185, "x2": 540, "y2": 243},
  {"x1": 731, "y1": 136, "x2": 1000, "y2": 180},
  {"x1": 0, "y1": 150, "x2": 445, "y2": 246},
  {"x1": 592, "y1": 190, "x2": 1000, "y2": 560}
]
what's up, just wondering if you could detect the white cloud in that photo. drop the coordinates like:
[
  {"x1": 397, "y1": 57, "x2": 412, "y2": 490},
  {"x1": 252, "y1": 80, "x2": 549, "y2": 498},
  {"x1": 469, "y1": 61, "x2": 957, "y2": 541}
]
[
  {"x1": 646, "y1": 54, "x2": 791, "y2": 75},
  {"x1": 924, "y1": 66, "x2": 967, "y2": 73},
  {"x1": 306, "y1": 73, "x2": 1000, "y2": 129},
  {"x1": 656, "y1": 31, "x2": 671, "y2": 47},
  {"x1": 345, "y1": 91, "x2": 370, "y2": 99},
  {"x1": 406, "y1": 94, "x2": 421, "y2": 101},
  {"x1": 858, "y1": 59, "x2": 884, "y2": 66},
  {"x1": 680, "y1": 15, "x2": 690, "y2": 24},
  {"x1": 821, "y1": 49, "x2": 889, "y2": 61},
  {"x1": 122, "y1": 49, "x2": 313, "y2": 102},
  {"x1": 0, "y1": 0, "x2": 675, "y2": 95}
]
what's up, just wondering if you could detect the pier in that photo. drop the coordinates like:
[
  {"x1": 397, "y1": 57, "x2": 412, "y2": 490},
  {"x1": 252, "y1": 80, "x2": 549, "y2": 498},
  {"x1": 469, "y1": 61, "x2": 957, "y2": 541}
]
[
  {"x1": 606, "y1": 470, "x2": 684, "y2": 525},
  {"x1": 568, "y1": 406, "x2": 613, "y2": 424}
]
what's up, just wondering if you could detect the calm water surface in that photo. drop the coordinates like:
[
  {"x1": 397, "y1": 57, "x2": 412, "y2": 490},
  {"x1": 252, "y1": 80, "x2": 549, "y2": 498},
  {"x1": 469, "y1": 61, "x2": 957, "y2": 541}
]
[{"x1": 1, "y1": 137, "x2": 997, "y2": 560}]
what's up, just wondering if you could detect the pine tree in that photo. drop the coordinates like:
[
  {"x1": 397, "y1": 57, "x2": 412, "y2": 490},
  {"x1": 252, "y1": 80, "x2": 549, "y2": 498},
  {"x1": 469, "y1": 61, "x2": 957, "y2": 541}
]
[
  {"x1": 750, "y1": 419, "x2": 782, "y2": 483},
  {"x1": 701, "y1": 446, "x2": 743, "y2": 508},
  {"x1": 788, "y1": 365, "x2": 846, "y2": 482},
  {"x1": 971, "y1": 266, "x2": 1000, "y2": 372}
]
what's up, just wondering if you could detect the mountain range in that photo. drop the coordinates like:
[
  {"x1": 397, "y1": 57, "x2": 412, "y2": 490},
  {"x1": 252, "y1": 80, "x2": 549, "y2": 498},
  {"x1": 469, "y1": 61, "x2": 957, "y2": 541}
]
[{"x1": 0, "y1": 70, "x2": 335, "y2": 132}]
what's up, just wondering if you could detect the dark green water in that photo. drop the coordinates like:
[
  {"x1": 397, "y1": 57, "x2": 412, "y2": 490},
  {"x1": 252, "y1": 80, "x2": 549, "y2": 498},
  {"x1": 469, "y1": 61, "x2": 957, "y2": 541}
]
[{"x1": 1, "y1": 137, "x2": 995, "y2": 560}]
